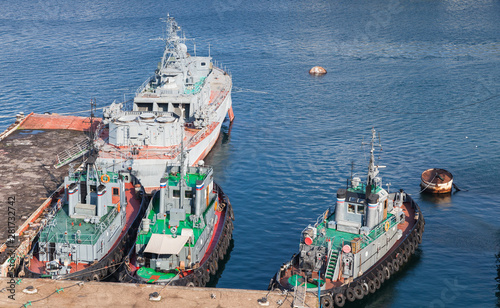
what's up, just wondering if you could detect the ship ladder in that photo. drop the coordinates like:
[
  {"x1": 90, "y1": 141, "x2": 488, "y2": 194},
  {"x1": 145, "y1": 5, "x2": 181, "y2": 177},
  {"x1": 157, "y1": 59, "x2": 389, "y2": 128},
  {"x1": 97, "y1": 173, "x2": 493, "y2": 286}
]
[
  {"x1": 54, "y1": 138, "x2": 90, "y2": 169},
  {"x1": 292, "y1": 280, "x2": 307, "y2": 308},
  {"x1": 325, "y1": 249, "x2": 339, "y2": 280}
]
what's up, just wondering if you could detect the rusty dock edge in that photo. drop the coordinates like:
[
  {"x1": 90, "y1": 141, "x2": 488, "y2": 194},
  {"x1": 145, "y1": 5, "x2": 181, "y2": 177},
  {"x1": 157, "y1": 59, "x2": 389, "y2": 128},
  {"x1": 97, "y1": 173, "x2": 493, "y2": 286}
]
[{"x1": 0, "y1": 279, "x2": 319, "y2": 308}]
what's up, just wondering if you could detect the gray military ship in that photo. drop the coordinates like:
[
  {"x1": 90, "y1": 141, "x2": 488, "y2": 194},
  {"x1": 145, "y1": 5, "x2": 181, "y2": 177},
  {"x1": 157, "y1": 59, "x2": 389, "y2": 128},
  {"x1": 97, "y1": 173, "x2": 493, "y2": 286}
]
[
  {"x1": 270, "y1": 129, "x2": 425, "y2": 308},
  {"x1": 96, "y1": 14, "x2": 233, "y2": 193}
]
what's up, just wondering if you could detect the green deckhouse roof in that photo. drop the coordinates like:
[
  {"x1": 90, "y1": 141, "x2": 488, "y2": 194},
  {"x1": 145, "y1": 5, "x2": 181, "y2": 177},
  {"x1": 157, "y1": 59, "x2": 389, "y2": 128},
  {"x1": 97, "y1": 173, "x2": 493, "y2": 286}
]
[
  {"x1": 347, "y1": 182, "x2": 383, "y2": 195},
  {"x1": 166, "y1": 172, "x2": 207, "y2": 187},
  {"x1": 136, "y1": 195, "x2": 215, "y2": 247},
  {"x1": 312, "y1": 212, "x2": 396, "y2": 252}
]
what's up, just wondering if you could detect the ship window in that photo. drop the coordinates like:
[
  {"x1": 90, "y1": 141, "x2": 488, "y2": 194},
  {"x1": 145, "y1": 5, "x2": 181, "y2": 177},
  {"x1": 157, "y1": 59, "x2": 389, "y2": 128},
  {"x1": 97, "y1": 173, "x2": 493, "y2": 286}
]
[
  {"x1": 201, "y1": 62, "x2": 206, "y2": 66},
  {"x1": 348, "y1": 203, "x2": 355, "y2": 213},
  {"x1": 173, "y1": 190, "x2": 180, "y2": 198},
  {"x1": 357, "y1": 204, "x2": 365, "y2": 214},
  {"x1": 158, "y1": 103, "x2": 169, "y2": 112},
  {"x1": 136, "y1": 103, "x2": 153, "y2": 111},
  {"x1": 113, "y1": 188, "x2": 119, "y2": 196},
  {"x1": 90, "y1": 185, "x2": 96, "y2": 193},
  {"x1": 185, "y1": 190, "x2": 193, "y2": 199}
]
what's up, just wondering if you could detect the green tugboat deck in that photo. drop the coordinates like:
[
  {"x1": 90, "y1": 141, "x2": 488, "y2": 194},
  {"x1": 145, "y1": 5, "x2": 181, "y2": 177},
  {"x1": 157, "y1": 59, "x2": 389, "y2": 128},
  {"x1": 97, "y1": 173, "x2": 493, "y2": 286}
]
[
  {"x1": 310, "y1": 212, "x2": 397, "y2": 252},
  {"x1": 39, "y1": 204, "x2": 119, "y2": 245}
]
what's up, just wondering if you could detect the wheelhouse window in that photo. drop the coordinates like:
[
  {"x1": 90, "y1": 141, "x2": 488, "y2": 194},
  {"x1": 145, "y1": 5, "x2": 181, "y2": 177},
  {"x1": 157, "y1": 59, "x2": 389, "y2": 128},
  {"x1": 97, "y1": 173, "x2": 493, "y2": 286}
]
[
  {"x1": 357, "y1": 204, "x2": 365, "y2": 214},
  {"x1": 185, "y1": 190, "x2": 193, "y2": 198},
  {"x1": 113, "y1": 188, "x2": 119, "y2": 196},
  {"x1": 173, "y1": 190, "x2": 180, "y2": 198},
  {"x1": 348, "y1": 203, "x2": 355, "y2": 213}
]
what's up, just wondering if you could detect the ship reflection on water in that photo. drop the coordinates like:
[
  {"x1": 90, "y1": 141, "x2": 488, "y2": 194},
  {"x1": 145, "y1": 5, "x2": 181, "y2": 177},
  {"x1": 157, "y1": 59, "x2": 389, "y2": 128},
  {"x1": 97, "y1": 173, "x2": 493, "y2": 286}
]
[{"x1": 420, "y1": 192, "x2": 452, "y2": 207}]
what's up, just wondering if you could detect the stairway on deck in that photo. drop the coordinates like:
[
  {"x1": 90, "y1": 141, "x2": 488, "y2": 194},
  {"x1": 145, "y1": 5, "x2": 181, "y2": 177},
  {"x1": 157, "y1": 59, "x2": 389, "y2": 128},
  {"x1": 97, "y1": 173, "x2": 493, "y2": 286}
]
[
  {"x1": 325, "y1": 249, "x2": 339, "y2": 280},
  {"x1": 54, "y1": 138, "x2": 89, "y2": 169}
]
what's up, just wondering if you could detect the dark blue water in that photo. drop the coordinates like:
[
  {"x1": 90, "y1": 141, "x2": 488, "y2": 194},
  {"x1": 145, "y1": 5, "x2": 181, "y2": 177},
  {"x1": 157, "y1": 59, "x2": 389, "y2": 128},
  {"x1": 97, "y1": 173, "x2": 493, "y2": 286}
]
[{"x1": 1, "y1": 1, "x2": 499, "y2": 307}]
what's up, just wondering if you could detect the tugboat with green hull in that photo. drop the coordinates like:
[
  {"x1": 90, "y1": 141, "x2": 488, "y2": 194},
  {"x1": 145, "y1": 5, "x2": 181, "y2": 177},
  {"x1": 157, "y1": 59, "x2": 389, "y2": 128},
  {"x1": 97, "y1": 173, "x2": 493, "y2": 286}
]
[
  {"x1": 22, "y1": 158, "x2": 147, "y2": 281},
  {"x1": 119, "y1": 156, "x2": 234, "y2": 286},
  {"x1": 269, "y1": 129, "x2": 425, "y2": 308}
]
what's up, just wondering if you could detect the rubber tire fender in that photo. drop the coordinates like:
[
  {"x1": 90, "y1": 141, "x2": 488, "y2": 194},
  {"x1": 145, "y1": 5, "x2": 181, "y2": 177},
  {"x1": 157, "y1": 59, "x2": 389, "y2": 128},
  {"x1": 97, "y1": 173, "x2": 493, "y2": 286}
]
[
  {"x1": 416, "y1": 232, "x2": 422, "y2": 244},
  {"x1": 374, "y1": 276, "x2": 381, "y2": 290},
  {"x1": 402, "y1": 250, "x2": 409, "y2": 263},
  {"x1": 346, "y1": 287, "x2": 356, "y2": 302},
  {"x1": 334, "y1": 293, "x2": 346, "y2": 307},
  {"x1": 383, "y1": 266, "x2": 391, "y2": 280},
  {"x1": 192, "y1": 275, "x2": 201, "y2": 287},
  {"x1": 361, "y1": 282, "x2": 370, "y2": 296},
  {"x1": 354, "y1": 285, "x2": 364, "y2": 300},
  {"x1": 393, "y1": 258, "x2": 400, "y2": 272},
  {"x1": 387, "y1": 262, "x2": 394, "y2": 275},
  {"x1": 320, "y1": 294, "x2": 334, "y2": 308},
  {"x1": 209, "y1": 260, "x2": 217, "y2": 275},
  {"x1": 218, "y1": 243, "x2": 225, "y2": 261},
  {"x1": 397, "y1": 253, "x2": 404, "y2": 266},
  {"x1": 118, "y1": 271, "x2": 127, "y2": 282},
  {"x1": 368, "y1": 280, "x2": 376, "y2": 294},
  {"x1": 377, "y1": 269, "x2": 385, "y2": 284},
  {"x1": 409, "y1": 242, "x2": 415, "y2": 254}
]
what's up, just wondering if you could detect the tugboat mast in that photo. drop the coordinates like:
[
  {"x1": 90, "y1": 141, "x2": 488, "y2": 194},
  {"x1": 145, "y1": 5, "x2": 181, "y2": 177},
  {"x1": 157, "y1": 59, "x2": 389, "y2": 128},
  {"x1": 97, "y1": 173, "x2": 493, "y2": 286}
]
[{"x1": 367, "y1": 128, "x2": 379, "y2": 187}]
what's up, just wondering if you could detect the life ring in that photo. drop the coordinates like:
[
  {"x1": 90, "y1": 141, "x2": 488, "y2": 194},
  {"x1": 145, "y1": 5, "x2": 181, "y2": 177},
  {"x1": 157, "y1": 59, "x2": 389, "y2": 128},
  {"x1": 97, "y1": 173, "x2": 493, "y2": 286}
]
[
  {"x1": 384, "y1": 221, "x2": 390, "y2": 231},
  {"x1": 320, "y1": 294, "x2": 334, "y2": 308},
  {"x1": 346, "y1": 287, "x2": 355, "y2": 302},
  {"x1": 101, "y1": 174, "x2": 110, "y2": 183},
  {"x1": 334, "y1": 293, "x2": 345, "y2": 307}
]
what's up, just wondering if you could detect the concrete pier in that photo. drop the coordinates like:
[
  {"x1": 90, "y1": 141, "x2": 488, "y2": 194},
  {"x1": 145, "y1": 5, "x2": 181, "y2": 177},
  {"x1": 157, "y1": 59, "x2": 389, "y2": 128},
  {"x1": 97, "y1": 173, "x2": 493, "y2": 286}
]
[
  {"x1": 0, "y1": 113, "x2": 96, "y2": 265},
  {"x1": 0, "y1": 278, "x2": 318, "y2": 308}
]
